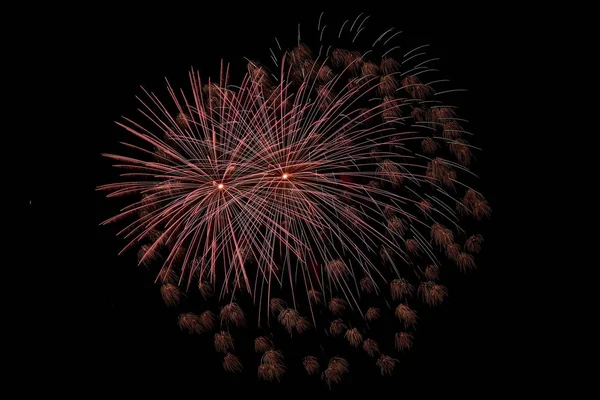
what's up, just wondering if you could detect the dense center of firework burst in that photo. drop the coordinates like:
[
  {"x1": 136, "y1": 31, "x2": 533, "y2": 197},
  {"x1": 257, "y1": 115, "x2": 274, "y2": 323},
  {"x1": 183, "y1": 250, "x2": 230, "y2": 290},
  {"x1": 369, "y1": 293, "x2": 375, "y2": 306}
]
[
  {"x1": 212, "y1": 181, "x2": 226, "y2": 190},
  {"x1": 281, "y1": 173, "x2": 289, "y2": 180}
]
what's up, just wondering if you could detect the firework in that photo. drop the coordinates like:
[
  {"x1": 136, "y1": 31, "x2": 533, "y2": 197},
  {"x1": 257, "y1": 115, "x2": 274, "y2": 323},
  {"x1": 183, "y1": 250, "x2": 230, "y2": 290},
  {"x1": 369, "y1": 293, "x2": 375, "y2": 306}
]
[
  {"x1": 223, "y1": 353, "x2": 243, "y2": 372},
  {"x1": 177, "y1": 312, "x2": 206, "y2": 335},
  {"x1": 99, "y1": 13, "x2": 490, "y2": 386},
  {"x1": 364, "y1": 307, "x2": 380, "y2": 321},
  {"x1": 214, "y1": 331, "x2": 234, "y2": 353},
  {"x1": 465, "y1": 234, "x2": 484, "y2": 253},
  {"x1": 254, "y1": 336, "x2": 273, "y2": 352},
  {"x1": 362, "y1": 338, "x2": 380, "y2": 357},
  {"x1": 424, "y1": 264, "x2": 440, "y2": 280},
  {"x1": 303, "y1": 356, "x2": 320, "y2": 376},
  {"x1": 160, "y1": 283, "x2": 181, "y2": 306},
  {"x1": 329, "y1": 319, "x2": 347, "y2": 336},
  {"x1": 376, "y1": 355, "x2": 397, "y2": 376},
  {"x1": 395, "y1": 304, "x2": 418, "y2": 328},
  {"x1": 344, "y1": 328, "x2": 363, "y2": 347},
  {"x1": 322, "y1": 357, "x2": 349, "y2": 387},
  {"x1": 394, "y1": 332, "x2": 414, "y2": 351},
  {"x1": 418, "y1": 281, "x2": 448, "y2": 306}
]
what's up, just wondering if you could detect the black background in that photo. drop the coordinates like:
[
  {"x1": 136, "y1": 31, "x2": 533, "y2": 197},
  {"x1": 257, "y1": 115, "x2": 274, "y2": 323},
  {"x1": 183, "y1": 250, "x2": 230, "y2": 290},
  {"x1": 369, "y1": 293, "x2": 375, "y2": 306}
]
[{"x1": 15, "y1": 4, "x2": 534, "y2": 397}]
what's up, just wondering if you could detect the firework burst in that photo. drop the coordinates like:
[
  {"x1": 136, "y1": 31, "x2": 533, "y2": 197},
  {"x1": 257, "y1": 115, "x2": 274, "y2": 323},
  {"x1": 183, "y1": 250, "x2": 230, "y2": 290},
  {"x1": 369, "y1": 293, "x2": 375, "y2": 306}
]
[{"x1": 99, "y1": 13, "x2": 490, "y2": 387}]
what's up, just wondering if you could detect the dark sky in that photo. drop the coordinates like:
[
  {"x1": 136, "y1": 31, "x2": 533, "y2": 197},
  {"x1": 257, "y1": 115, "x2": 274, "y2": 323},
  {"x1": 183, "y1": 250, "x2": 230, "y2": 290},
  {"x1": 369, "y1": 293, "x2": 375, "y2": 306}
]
[{"x1": 15, "y1": 4, "x2": 530, "y2": 397}]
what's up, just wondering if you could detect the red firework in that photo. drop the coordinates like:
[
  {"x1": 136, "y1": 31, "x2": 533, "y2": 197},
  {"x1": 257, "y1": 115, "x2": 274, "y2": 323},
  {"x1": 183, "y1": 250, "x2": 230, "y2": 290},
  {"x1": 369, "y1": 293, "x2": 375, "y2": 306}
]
[{"x1": 99, "y1": 13, "x2": 490, "y2": 386}]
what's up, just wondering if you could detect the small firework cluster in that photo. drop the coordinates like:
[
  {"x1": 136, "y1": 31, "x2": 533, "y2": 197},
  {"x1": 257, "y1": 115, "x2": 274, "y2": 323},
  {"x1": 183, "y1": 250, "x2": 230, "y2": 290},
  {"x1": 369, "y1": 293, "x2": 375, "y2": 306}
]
[{"x1": 100, "y1": 14, "x2": 489, "y2": 387}]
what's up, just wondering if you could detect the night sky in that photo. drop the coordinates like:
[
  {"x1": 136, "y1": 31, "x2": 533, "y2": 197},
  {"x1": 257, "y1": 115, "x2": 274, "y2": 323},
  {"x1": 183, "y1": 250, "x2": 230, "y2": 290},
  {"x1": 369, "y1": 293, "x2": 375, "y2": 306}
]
[{"x1": 15, "y1": 4, "x2": 529, "y2": 396}]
